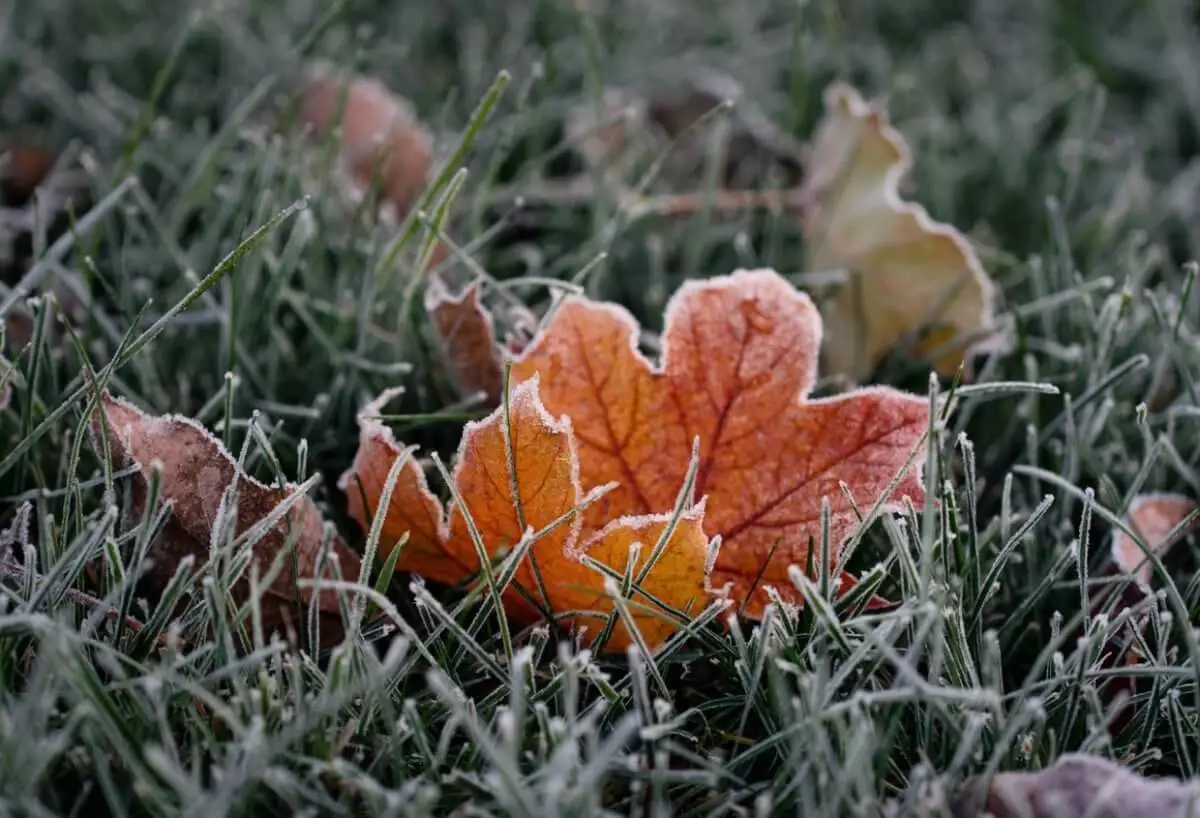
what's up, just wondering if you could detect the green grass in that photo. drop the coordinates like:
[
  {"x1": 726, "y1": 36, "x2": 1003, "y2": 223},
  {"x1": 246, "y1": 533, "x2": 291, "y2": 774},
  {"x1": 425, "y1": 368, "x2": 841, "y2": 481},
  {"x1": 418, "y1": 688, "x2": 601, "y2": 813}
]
[{"x1": 4, "y1": 0, "x2": 1200, "y2": 814}]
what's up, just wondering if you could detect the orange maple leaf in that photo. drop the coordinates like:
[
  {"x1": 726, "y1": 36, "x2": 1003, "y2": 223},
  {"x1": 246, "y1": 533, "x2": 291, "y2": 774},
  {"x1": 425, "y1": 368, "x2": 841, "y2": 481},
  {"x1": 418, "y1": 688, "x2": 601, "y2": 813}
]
[
  {"x1": 343, "y1": 267, "x2": 929, "y2": 643},
  {"x1": 508, "y1": 268, "x2": 930, "y2": 615},
  {"x1": 339, "y1": 378, "x2": 712, "y2": 651}
]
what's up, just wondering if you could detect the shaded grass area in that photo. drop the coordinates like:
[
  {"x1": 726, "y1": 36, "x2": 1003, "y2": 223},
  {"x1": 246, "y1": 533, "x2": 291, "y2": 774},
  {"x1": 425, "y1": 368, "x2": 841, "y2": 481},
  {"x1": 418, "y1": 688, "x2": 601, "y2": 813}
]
[{"x1": 4, "y1": 0, "x2": 1200, "y2": 814}]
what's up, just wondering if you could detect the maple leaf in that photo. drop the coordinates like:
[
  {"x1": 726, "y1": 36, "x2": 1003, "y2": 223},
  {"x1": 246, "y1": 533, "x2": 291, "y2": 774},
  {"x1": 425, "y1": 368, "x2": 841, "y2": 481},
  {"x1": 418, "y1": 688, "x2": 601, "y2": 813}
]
[
  {"x1": 801, "y1": 82, "x2": 1001, "y2": 382},
  {"x1": 425, "y1": 276, "x2": 505, "y2": 406},
  {"x1": 297, "y1": 64, "x2": 435, "y2": 224},
  {"x1": 92, "y1": 391, "x2": 360, "y2": 647},
  {"x1": 508, "y1": 267, "x2": 930, "y2": 615},
  {"x1": 952, "y1": 753, "x2": 1200, "y2": 818},
  {"x1": 1111, "y1": 492, "x2": 1197, "y2": 589},
  {"x1": 339, "y1": 377, "x2": 711, "y2": 651}
]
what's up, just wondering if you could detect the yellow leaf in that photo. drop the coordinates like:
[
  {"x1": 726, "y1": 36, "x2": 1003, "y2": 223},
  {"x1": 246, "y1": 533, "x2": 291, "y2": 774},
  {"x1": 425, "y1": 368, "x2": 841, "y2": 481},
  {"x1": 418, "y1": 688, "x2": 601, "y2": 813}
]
[{"x1": 802, "y1": 82, "x2": 1001, "y2": 381}]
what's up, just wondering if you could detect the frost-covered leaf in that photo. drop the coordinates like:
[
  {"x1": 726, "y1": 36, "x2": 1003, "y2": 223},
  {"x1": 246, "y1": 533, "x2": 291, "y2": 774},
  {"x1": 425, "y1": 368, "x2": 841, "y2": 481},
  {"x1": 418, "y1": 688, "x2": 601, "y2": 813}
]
[
  {"x1": 340, "y1": 378, "x2": 710, "y2": 651},
  {"x1": 425, "y1": 276, "x2": 505, "y2": 406},
  {"x1": 802, "y1": 82, "x2": 1001, "y2": 382},
  {"x1": 1111, "y1": 492, "x2": 1197, "y2": 589},
  {"x1": 92, "y1": 391, "x2": 360, "y2": 647},
  {"x1": 953, "y1": 753, "x2": 1200, "y2": 818},
  {"x1": 509, "y1": 267, "x2": 928, "y2": 615},
  {"x1": 565, "y1": 70, "x2": 806, "y2": 192},
  {"x1": 297, "y1": 63, "x2": 435, "y2": 223}
]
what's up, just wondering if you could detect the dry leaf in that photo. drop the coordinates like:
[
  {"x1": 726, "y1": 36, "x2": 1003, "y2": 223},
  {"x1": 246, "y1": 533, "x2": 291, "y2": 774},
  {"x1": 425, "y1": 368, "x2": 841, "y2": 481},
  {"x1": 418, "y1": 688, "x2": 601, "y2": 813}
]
[
  {"x1": 565, "y1": 71, "x2": 806, "y2": 194},
  {"x1": 645, "y1": 71, "x2": 806, "y2": 189},
  {"x1": 1112, "y1": 493, "x2": 1197, "y2": 589},
  {"x1": 297, "y1": 64, "x2": 435, "y2": 222},
  {"x1": 953, "y1": 753, "x2": 1200, "y2": 818},
  {"x1": 0, "y1": 144, "x2": 55, "y2": 205},
  {"x1": 92, "y1": 392, "x2": 360, "y2": 647},
  {"x1": 802, "y1": 82, "x2": 1000, "y2": 382},
  {"x1": 1089, "y1": 492, "x2": 1199, "y2": 719},
  {"x1": 425, "y1": 276, "x2": 504, "y2": 406},
  {"x1": 339, "y1": 378, "x2": 710, "y2": 651},
  {"x1": 508, "y1": 267, "x2": 929, "y2": 615}
]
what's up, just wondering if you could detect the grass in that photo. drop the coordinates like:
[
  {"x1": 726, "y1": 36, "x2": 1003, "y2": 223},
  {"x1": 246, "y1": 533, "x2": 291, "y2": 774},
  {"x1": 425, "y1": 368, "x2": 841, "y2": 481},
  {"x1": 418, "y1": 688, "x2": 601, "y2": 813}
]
[{"x1": 4, "y1": 0, "x2": 1200, "y2": 814}]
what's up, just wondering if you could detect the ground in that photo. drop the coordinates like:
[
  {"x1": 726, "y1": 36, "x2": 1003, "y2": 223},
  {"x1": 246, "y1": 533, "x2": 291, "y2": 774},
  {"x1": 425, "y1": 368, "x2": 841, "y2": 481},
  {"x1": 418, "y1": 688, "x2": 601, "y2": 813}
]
[{"x1": 3, "y1": 0, "x2": 1200, "y2": 815}]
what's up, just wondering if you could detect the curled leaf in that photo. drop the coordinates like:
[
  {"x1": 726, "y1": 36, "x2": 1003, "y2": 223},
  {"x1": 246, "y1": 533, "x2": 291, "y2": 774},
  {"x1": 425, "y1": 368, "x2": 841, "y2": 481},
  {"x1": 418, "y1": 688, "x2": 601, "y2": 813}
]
[
  {"x1": 339, "y1": 377, "x2": 711, "y2": 652},
  {"x1": 509, "y1": 267, "x2": 929, "y2": 615},
  {"x1": 953, "y1": 753, "x2": 1200, "y2": 818},
  {"x1": 425, "y1": 276, "x2": 504, "y2": 406},
  {"x1": 297, "y1": 64, "x2": 435, "y2": 222},
  {"x1": 92, "y1": 392, "x2": 360, "y2": 647},
  {"x1": 1112, "y1": 492, "x2": 1197, "y2": 589},
  {"x1": 802, "y1": 82, "x2": 1000, "y2": 381}
]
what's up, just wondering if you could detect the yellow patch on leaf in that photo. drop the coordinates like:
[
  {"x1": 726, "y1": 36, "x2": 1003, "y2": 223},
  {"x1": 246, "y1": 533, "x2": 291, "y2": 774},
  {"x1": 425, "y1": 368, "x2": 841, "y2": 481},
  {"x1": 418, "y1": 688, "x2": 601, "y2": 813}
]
[
  {"x1": 339, "y1": 378, "x2": 710, "y2": 651},
  {"x1": 802, "y1": 82, "x2": 1000, "y2": 382}
]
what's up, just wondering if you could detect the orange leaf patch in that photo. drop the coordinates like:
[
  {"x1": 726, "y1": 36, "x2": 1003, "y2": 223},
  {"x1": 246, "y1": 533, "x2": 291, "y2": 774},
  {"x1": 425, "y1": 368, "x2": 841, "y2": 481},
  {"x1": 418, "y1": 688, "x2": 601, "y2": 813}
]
[
  {"x1": 509, "y1": 268, "x2": 929, "y2": 616},
  {"x1": 93, "y1": 392, "x2": 361, "y2": 647},
  {"x1": 339, "y1": 378, "x2": 711, "y2": 651}
]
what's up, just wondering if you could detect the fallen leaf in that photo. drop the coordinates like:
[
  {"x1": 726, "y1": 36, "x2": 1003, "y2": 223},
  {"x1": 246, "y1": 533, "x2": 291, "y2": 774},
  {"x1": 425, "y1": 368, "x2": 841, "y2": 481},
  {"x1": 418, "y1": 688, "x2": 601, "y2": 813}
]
[
  {"x1": 508, "y1": 267, "x2": 929, "y2": 615},
  {"x1": 1112, "y1": 492, "x2": 1197, "y2": 589},
  {"x1": 644, "y1": 70, "x2": 806, "y2": 189},
  {"x1": 339, "y1": 377, "x2": 711, "y2": 651},
  {"x1": 1089, "y1": 492, "x2": 1198, "y2": 722},
  {"x1": 92, "y1": 391, "x2": 360, "y2": 647},
  {"x1": 952, "y1": 753, "x2": 1200, "y2": 818},
  {"x1": 802, "y1": 82, "x2": 1000, "y2": 382},
  {"x1": 565, "y1": 71, "x2": 806, "y2": 195},
  {"x1": 0, "y1": 144, "x2": 55, "y2": 205},
  {"x1": 425, "y1": 276, "x2": 505, "y2": 406},
  {"x1": 297, "y1": 63, "x2": 435, "y2": 223}
]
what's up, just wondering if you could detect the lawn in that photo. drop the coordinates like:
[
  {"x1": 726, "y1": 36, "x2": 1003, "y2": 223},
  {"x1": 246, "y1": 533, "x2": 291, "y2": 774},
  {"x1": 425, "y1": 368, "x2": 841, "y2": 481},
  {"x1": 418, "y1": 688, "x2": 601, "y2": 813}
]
[{"x1": 4, "y1": 0, "x2": 1200, "y2": 815}]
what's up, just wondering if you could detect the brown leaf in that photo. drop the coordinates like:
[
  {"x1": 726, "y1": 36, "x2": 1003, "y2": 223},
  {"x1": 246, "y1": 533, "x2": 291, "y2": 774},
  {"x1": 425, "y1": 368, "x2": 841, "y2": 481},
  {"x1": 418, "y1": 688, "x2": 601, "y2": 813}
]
[
  {"x1": 425, "y1": 276, "x2": 504, "y2": 406},
  {"x1": 91, "y1": 391, "x2": 360, "y2": 647},
  {"x1": 297, "y1": 64, "x2": 435, "y2": 223},
  {"x1": 1087, "y1": 493, "x2": 1199, "y2": 725},
  {"x1": 645, "y1": 71, "x2": 806, "y2": 189},
  {"x1": 565, "y1": 71, "x2": 806, "y2": 193},
  {"x1": 953, "y1": 754, "x2": 1200, "y2": 818},
  {"x1": 0, "y1": 144, "x2": 55, "y2": 205}
]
